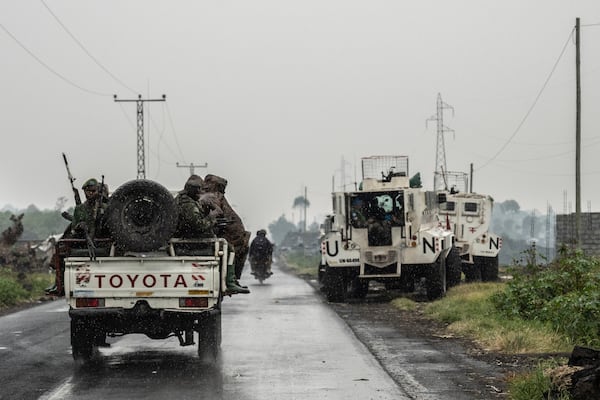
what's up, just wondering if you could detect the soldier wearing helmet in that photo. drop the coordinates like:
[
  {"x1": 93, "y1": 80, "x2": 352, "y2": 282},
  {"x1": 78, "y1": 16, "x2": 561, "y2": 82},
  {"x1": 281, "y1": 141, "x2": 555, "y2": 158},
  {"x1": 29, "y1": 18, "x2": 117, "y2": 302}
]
[
  {"x1": 174, "y1": 175, "x2": 215, "y2": 238},
  {"x1": 202, "y1": 174, "x2": 251, "y2": 286},
  {"x1": 47, "y1": 178, "x2": 108, "y2": 296},
  {"x1": 71, "y1": 178, "x2": 108, "y2": 238},
  {"x1": 175, "y1": 175, "x2": 249, "y2": 294}
]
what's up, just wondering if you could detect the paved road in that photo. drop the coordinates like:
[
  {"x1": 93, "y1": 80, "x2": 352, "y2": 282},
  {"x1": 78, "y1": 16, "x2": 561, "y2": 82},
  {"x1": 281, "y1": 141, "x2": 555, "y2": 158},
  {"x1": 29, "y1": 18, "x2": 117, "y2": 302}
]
[{"x1": 0, "y1": 263, "x2": 407, "y2": 400}]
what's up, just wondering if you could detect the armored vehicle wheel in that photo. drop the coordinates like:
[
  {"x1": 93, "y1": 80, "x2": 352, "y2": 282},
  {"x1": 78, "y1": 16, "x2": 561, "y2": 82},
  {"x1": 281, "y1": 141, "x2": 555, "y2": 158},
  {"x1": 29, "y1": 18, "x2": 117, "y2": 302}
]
[
  {"x1": 446, "y1": 247, "x2": 462, "y2": 288},
  {"x1": 105, "y1": 179, "x2": 178, "y2": 252},
  {"x1": 323, "y1": 267, "x2": 347, "y2": 303},
  {"x1": 198, "y1": 312, "x2": 221, "y2": 364},
  {"x1": 317, "y1": 262, "x2": 326, "y2": 284},
  {"x1": 426, "y1": 257, "x2": 447, "y2": 300},
  {"x1": 349, "y1": 277, "x2": 369, "y2": 299},
  {"x1": 479, "y1": 256, "x2": 499, "y2": 282},
  {"x1": 71, "y1": 318, "x2": 94, "y2": 361},
  {"x1": 462, "y1": 261, "x2": 481, "y2": 282}
]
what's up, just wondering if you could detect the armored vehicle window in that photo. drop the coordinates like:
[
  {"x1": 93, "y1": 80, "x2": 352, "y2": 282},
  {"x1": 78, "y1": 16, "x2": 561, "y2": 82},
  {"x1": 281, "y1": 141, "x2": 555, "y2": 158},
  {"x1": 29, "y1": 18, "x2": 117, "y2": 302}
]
[
  {"x1": 348, "y1": 191, "x2": 404, "y2": 228},
  {"x1": 441, "y1": 201, "x2": 456, "y2": 212},
  {"x1": 464, "y1": 202, "x2": 478, "y2": 213}
]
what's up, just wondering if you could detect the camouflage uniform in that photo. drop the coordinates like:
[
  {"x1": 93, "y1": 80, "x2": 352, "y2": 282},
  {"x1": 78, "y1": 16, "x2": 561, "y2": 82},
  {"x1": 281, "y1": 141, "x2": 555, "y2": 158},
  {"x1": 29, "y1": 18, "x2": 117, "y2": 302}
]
[
  {"x1": 47, "y1": 178, "x2": 106, "y2": 296},
  {"x1": 174, "y1": 193, "x2": 216, "y2": 238},
  {"x1": 177, "y1": 174, "x2": 248, "y2": 294},
  {"x1": 202, "y1": 174, "x2": 251, "y2": 281},
  {"x1": 71, "y1": 178, "x2": 108, "y2": 238}
]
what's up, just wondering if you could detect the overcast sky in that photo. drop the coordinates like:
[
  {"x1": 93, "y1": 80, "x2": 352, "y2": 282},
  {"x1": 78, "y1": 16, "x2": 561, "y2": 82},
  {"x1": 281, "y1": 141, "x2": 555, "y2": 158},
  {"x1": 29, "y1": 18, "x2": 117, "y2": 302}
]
[{"x1": 1, "y1": 1, "x2": 600, "y2": 235}]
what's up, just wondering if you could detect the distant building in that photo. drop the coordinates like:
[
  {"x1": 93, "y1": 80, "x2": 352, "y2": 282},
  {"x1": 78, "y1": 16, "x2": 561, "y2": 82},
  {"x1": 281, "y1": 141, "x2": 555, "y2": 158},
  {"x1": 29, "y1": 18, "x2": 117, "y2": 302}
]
[{"x1": 555, "y1": 212, "x2": 600, "y2": 256}]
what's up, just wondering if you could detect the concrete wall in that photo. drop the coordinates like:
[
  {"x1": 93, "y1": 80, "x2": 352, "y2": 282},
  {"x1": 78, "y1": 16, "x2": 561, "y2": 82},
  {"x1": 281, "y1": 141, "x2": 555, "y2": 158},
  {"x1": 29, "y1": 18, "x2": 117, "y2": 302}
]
[{"x1": 556, "y1": 213, "x2": 600, "y2": 256}]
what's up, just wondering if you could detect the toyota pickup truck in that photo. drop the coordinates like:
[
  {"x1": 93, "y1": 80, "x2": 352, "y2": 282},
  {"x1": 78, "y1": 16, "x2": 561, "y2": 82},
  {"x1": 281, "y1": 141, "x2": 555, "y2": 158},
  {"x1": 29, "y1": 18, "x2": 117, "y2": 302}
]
[{"x1": 56, "y1": 179, "x2": 227, "y2": 363}]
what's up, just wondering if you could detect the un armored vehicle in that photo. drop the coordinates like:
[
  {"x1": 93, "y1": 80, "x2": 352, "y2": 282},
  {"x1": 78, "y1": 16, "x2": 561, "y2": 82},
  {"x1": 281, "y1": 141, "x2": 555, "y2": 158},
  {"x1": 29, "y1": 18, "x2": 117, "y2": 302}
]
[
  {"x1": 436, "y1": 171, "x2": 502, "y2": 281},
  {"x1": 318, "y1": 156, "x2": 457, "y2": 302}
]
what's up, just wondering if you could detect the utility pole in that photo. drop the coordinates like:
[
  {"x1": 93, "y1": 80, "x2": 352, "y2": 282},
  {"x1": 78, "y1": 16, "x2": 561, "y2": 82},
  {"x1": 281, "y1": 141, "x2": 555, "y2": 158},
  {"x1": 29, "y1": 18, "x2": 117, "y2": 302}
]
[
  {"x1": 469, "y1": 163, "x2": 474, "y2": 193},
  {"x1": 176, "y1": 162, "x2": 208, "y2": 176},
  {"x1": 426, "y1": 93, "x2": 454, "y2": 191},
  {"x1": 575, "y1": 17, "x2": 582, "y2": 248},
  {"x1": 303, "y1": 186, "x2": 308, "y2": 233},
  {"x1": 114, "y1": 94, "x2": 166, "y2": 179}
]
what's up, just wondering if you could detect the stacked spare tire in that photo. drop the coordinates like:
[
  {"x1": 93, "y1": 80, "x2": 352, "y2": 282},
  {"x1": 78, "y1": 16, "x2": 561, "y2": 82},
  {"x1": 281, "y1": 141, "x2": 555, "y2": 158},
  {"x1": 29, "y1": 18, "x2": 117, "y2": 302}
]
[{"x1": 104, "y1": 179, "x2": 178, "y2": 252}]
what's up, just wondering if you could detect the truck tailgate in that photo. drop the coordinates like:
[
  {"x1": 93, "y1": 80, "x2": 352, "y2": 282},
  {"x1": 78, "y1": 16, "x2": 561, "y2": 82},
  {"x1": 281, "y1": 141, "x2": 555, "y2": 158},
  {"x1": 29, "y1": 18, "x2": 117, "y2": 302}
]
[{"x1": 65, "y1": 256, "x2": 222, "y2": 310}]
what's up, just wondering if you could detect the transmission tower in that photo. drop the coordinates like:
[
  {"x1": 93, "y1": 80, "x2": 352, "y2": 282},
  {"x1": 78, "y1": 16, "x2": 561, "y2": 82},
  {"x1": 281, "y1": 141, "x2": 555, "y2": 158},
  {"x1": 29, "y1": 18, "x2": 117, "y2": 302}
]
[
  {"x1": 426, "y1": 93, "x2": 454, "y2": 191},
  {"x1": 114, "y1": 94, "x2": 166, "y2": 179}
]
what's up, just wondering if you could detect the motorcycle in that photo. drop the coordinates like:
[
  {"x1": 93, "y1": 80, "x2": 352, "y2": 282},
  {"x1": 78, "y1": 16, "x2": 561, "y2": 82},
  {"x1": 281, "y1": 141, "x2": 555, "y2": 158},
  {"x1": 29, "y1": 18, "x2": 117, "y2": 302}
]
[{"x1": 250, "y1": 257, "x2": 272, "y2": 284}]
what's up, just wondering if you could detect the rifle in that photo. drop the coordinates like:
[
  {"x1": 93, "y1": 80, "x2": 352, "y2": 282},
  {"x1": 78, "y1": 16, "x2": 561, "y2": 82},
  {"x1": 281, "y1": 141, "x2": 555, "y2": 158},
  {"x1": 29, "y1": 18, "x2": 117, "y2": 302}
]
[
  {"x1": 62, "y1": 153, "x2": 81, "y2": 206},
  {"x1": 86, "y1": 174, "x2": 105, "y2": 261}
]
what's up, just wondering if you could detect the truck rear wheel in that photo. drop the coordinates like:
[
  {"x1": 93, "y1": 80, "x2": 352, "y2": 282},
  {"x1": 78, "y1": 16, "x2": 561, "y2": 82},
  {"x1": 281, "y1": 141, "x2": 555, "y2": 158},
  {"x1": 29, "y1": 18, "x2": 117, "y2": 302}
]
[
  {"x1": 479, "y1": 256, "x2": 499, "y2": 282},
  {"x1": 71, "y1": 318, "x2": 94, "y2": 361},
  {"x1": 105, "y1": 179, "x2": 178, "y2": 252},
  {"x1": 426, "y1": 257, "x2": 447, "y2": 300},
  {"x1": 198, "y1": 312, "x2": 221, "y2": 364}
]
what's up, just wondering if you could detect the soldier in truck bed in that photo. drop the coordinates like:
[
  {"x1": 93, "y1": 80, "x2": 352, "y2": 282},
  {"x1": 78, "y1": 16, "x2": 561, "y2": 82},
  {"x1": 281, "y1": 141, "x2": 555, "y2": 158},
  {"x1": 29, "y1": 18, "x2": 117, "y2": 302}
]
[
  {"x1": 175, "y1": 174, "x2": 249, "y2": 294},
  {"x1": 71, "y1": 178, "x2": 109, "y2": 239},
  {"x1": 46, "y1": 178, "x2": 108, "y2": 296},
  {"x1": 201, "y1": 174, "x2": 251, "y2": 285}
]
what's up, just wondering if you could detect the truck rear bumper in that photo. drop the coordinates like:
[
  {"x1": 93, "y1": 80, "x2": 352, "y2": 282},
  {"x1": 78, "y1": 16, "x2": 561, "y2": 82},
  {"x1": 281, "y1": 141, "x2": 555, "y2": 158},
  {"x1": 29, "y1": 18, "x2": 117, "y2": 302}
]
[{"x1": 69, "y1": 303, "x2": 220, "y2": 336}]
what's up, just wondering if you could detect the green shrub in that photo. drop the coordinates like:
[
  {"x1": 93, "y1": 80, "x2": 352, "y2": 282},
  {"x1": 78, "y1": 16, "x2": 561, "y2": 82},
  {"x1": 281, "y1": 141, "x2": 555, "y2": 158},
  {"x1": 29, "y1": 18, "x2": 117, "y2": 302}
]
[
  {"x1": 0, "y1": 277, "x2": 28, "y2": 307},
  {"x1": 492, "y1": 248, "x2": 600, "y2": 347}
]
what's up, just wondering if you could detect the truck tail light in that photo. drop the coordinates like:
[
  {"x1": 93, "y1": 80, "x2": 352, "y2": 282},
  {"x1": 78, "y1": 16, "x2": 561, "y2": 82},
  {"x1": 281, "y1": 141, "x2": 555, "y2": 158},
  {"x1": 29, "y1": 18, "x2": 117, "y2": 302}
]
[
  {"x1": 75, "y1": 298, "x2": 105, "y2": 308},
  {"x1": 179, "y1": 297, "x2": 208, "y2": 308}
]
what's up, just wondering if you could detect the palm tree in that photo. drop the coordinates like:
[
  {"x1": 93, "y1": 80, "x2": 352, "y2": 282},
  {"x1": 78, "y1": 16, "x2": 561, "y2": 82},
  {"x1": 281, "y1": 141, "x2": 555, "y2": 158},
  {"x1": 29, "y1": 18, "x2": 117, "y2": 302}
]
[{"x1": 292, "y1": 194, "x2": 310, "y2": 232}]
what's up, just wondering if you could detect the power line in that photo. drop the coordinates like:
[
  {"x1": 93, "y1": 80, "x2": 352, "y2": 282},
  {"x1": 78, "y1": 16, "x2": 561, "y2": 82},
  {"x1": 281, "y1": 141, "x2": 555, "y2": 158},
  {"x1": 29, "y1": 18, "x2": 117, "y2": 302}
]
[
  {"x1": 0, "y1": 21, "x2": 111, "y2": 96},
  {"x1": 476, "y1": 27, "x2": 575, "y2": 171},
  {"x1": 40, "y1": 0, "x2": 138, "y2": 95},
  {"x1": 165, "y1": 102, "x2": 188, "y2": 163}
]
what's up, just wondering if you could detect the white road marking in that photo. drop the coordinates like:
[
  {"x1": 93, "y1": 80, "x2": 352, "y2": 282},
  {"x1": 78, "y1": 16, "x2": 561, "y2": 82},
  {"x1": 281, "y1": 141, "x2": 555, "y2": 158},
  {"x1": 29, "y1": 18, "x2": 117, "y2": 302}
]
[{"x1": 38, "y1": 377, "x2": 74, "y2": 400}]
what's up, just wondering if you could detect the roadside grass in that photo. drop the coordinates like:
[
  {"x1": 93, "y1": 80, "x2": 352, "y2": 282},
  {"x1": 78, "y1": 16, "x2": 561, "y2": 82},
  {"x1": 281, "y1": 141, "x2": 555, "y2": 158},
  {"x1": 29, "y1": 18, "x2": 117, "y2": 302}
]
[
  {"x1": 412, "y1": 281, "x2": 576, "y2": 400},
  {"x1": 508, "y1": 359, "x2": 572, "y2": 400},
  {"x1": 423, "y1": 282, "x2": 573, "y2": 354},
  {"x1": 278, "y1": 251, "x2": 319, "y2": 279},
  {"x1": 0, "y1": 267, "x2": 53, "y2": 308},
  {"x1": 390, "y1": 297, "x2": 418, "y2": 311}
]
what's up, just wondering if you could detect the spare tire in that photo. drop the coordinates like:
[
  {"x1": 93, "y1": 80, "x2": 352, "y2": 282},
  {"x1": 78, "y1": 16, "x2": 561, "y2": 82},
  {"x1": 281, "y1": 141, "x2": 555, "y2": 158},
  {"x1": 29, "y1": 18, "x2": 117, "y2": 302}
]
[{"x1": 105, "y1": 179, "x2": 178, "y2": 252}]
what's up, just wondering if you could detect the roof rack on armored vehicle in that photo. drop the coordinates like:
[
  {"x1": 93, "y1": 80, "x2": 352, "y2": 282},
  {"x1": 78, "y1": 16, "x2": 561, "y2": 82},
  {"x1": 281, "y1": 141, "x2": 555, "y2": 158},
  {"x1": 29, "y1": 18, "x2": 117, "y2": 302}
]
[{"x1": 360, "y1": 155, "x2": 411, "y2": 191}]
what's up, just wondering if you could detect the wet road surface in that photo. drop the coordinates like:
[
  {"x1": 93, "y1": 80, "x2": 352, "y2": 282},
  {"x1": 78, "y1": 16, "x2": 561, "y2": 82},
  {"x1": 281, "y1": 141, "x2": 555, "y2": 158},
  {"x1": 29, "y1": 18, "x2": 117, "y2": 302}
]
[{"x1": 1, "y1": 263, "x2": 407, "y2": 399}]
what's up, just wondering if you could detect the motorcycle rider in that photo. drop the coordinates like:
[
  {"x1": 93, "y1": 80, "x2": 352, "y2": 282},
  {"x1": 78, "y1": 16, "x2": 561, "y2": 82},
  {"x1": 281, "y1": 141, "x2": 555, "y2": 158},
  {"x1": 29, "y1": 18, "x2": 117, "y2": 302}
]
[{"x1": 248, "y1": 229, "x2": 274, "y2": 277}]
